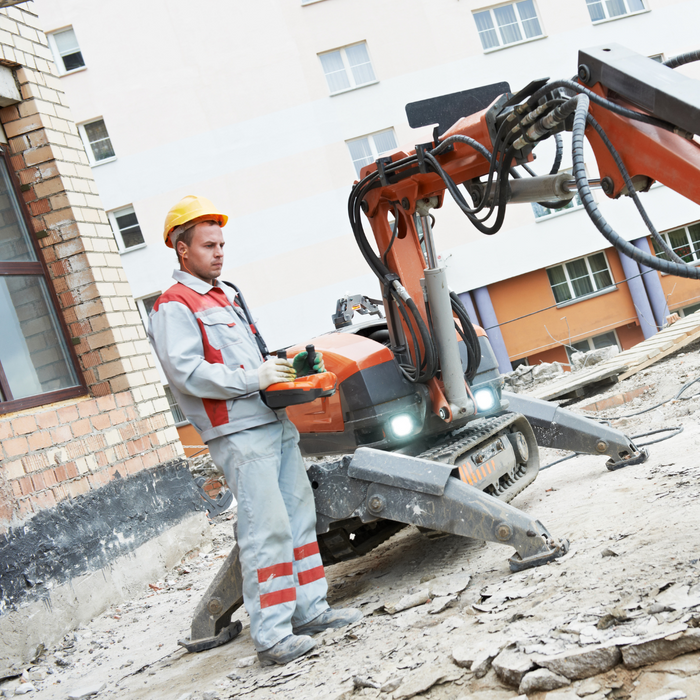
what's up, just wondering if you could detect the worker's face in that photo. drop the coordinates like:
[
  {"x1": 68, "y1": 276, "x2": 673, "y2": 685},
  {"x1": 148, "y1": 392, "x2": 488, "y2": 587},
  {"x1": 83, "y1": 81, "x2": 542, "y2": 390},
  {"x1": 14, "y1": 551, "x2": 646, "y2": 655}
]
[{"x1": 178, "y1": 222, "x2": 225, "y2": 284}]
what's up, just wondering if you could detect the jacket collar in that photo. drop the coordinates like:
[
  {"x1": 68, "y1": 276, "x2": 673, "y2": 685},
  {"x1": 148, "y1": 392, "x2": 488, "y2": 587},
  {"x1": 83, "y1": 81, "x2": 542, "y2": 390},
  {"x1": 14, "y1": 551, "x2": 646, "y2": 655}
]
[{"x1": 172, "y1": 269, "x2": 222, "y2": 296}]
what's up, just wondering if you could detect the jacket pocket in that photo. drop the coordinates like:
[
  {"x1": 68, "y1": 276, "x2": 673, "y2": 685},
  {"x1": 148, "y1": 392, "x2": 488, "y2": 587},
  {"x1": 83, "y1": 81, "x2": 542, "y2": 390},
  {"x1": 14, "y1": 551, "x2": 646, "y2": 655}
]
[{"x1": 200, "y1": 314, "x2": 244, "y2": 350}]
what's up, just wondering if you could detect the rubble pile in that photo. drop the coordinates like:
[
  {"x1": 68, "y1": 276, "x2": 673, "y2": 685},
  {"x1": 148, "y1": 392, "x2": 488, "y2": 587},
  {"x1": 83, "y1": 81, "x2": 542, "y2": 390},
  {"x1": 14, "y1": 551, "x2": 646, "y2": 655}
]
[{"x1": 3, "y1": 341, "x2": 700, "y2": 700}]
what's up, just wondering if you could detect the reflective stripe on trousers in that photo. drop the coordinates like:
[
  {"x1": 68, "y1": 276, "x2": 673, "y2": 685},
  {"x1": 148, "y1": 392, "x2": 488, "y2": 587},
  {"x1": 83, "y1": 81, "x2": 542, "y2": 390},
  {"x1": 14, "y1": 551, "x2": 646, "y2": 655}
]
[{"x1": 208, "y1": 419, "x2": 329, "y2": 651}]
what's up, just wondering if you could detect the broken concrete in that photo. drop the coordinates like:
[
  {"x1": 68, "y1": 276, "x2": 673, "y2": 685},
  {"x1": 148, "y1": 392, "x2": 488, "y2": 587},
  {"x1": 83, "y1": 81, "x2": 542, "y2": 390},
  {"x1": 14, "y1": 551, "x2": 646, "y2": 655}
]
[
  {"x1": 535, "y1": 645, "x2": 621, "y2": 680},
  {"x1": 621, "y1": 628, "x2": 700, "y2": 668},
  {"x1": 492, "y1": 645, "x2": 536, "y2": 686},
  {"x1": 519, "y1": 667, "x2": 571, "y2": 693}
]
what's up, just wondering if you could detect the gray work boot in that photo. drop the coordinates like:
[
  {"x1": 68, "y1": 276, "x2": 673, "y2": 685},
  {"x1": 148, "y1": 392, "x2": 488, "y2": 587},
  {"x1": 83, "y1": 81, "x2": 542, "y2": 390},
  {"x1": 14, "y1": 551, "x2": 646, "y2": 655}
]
[
  {"x1": 293, "y1": 607, "x2": 362, "y2": 636},
  {"x1": 257, "y1": 634, "x2": 316, "y2": 666}
]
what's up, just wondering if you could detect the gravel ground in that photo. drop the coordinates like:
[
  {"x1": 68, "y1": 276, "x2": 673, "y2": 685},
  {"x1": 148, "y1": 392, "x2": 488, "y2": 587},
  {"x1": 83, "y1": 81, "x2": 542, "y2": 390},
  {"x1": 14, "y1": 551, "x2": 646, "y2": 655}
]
[{"x1": 4, "y1": 341, "x2": 700, "y2": 700}]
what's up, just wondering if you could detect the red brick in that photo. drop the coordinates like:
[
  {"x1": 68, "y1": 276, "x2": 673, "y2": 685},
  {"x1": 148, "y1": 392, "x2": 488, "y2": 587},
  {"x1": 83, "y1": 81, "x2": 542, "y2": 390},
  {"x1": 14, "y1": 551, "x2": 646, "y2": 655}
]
[
  {"x1": 53, "y1": 464, "x2": 69, "y2": 483},
  {"x1": 28, "y1": 431, "x2": 52, "y2": 451},
  {"x1": 57, "y1": 404, "x2": 79, "y2": 424},
  {"x1": 67, "y1": 477, "x2": 90, "y2": 498},
  {"x1": 81, "y1": 351, "x2": 101, "y2": 369},
  {"x1": 124, "y1": 456, "x2": 145, "y2": 475},
  {"x1": 66, "y1": 440, "x2": 87, "y2": 459},
  {"x1": 65, "y1": 462, "x2": 79, "y2": 479},
  {"x1": 91, "y1": 382, "x2": 111, "y2": 397},
  {"x1": 95, "y1": 451, "x2": 108, "y2": 469},
  {"x1": 0, "y1": 421, "x2": 12, "y2": 440},
  {"x1": 24, "y1": 145, "x2": 53, "y2": 166},
  {"x1": 17, "y1": 499, "x2": 32, "y2": 519},
  {"x1": 125, "y1": 407, "x2": 137, "y2": 421},
  {"x1": 96, "y1": 395, "x2": 116, "y2": 412},
  {"x1": 31, "y1": 473, "x2": 45, "y2": 491},
  {"x1": 11, "y1": 481, "x2": 22, "y2": 498},
  {"x1": 36, "y1": 411, "x2": 59, "y2": 429},
  {"x1": 157, "y1": 445, "x2": 178, "y2": 463},
  {"x1": 17, "y1": 166, "x2": 39, "y2": 185},
  {"x1": 119, "y1": 424, "x2": 137, "y2": 441},
  {"x1": 10, "y1": 153, "x2": 24, "y2": 171},
  {"x1": 52, "y1": 484, "x2": 69, "y2": 503},
  {"x1": 4, "y1": 436, "x2": 28, "y2": 458},
  {"x1": 42, "y1": 469, "x2": 58, "y2": 488},
  {"x1": 127, "y1": 437, "x2": 150, "y2": 455},
  {"x1": 78, "y1": 400, "x2": 99, "y2": 418},
  {"x1": 0, "y1": 104, "x2": 20, "y2": 122},
  {"x1": 18, "y1": 476, "x2": 34, "y2": 496},
  {"x1": 12, "y1": 415, "x2": 37, "y2": 436},
  {"x1": 88, "y1": 471, "x2": 110, "y2": 489},
  {"x1": 9, "y1": 134, "x2": 29, "y2": 153},
  {"x1": 91, "y1": 413, "x2": 111, "y2": 431},
  {"x1": 3, "y1": 113, "x2": 43, "y2": 137},
  {"x1": 70, "y1": 321, "x2": 91, "y2": 337},
  {"x1": 86, "y1": 434, "x2": 107, "y2": 452},
  {"x1": 28, "y1": 131, "x2": 48, "y2": 148},
  {"x1": 110, "y1": 409, "x2": 127, "y2": 426},
  {"x1": 28, "y1": 198, "x2": 50, "y2": 216},
  {"x1": 116, "y1": 392, "x2": 134, "y2": 407},
  {"x1": 142, "y1": 450, "x2": 159, "y2": 469},
  {"x1": 22, "y1": 453, "x2": 49, "y2": 473},
  {"x1": 50, "y1": 425, "x2": 72, "y2": 444},
  {"x1": 114, "y1": 443, "x2": 129, "y2": 461}
]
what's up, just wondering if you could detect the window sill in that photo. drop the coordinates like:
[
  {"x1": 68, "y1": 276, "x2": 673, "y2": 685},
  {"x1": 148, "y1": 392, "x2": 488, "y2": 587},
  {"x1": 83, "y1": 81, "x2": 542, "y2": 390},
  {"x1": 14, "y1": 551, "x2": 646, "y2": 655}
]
[
  {"x1": 555, "y1": 285, "x2": 617, "y2": 308},
  {"x1": 483, "y1": 34, "x2": 547, "y2": 55},
  {"x1": 60, "y1": 66, "x2": 87, "y2": 77},
  {"x1": 90, "y1": 156, "x2": 117, "y2": 167},
  {"x1": 534, "y1": 204, "x2": 584, "y2": 222},
  {"x1": 591, "y1": 8, "x2": 650, "y2": 24},
  {"x1": 119, "y1": 242, "x2": 147, "y2": 254},
  {"x1": 329, "y1": 80, "x2": 379, "y2": 97}
]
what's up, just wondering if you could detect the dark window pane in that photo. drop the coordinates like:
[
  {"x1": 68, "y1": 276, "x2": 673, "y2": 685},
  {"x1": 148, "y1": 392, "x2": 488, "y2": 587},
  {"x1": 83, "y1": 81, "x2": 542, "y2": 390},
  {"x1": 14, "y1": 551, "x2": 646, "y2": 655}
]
[
  {"x1": 0, "y1": 276, "x2": 79, "y2": 401},
  {"x1": 62, "y1": 51, "x2": 85, "y2": 71},
  {"x1": 121, "y1": 226, "x2": 144, "y2": 248},
  {"x1": 0, "y1": 158, "x2": 37, "y2": 263},
  {"x1": 84, "y1": 120, "x2": 115, "y2": 161},
  {"x1": 115, "y1": 212, "x2": 138, "y2": 230}
]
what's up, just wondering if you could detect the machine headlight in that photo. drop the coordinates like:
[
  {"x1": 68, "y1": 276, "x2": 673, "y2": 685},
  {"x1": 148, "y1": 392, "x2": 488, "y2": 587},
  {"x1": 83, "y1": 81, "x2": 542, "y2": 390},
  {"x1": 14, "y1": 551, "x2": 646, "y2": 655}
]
[
  {"x1": 389, "y1": 413, "x2": 415, "y2": 438},
  {"x1": 474, "y1": 388, "x2": 496, "y2": 412}
]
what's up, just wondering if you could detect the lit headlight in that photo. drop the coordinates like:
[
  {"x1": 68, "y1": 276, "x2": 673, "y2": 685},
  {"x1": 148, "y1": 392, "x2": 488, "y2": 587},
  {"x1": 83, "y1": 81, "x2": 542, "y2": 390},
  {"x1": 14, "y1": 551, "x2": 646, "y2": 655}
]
[
  {"x1": 474, "y1": 388, "x2": 496, "y2": 412},
  {"x1": 389, "y1": 413, "x2": 415, "y2": 438}
]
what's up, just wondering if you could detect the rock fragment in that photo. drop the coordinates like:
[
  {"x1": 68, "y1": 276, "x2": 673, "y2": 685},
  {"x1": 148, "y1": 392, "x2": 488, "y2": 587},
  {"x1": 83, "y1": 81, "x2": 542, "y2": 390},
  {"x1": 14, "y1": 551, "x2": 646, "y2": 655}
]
[
  {"x1": 621, "y1": 628, "x2": 700, "y2": 668},
  {"x1": 519, "y1": 668, "x2": 571, "y2": 694},
  {"x1": 428, "y1": 595, "x2": 458, "y2": 614},
  {"x1": 380, "y1": 676, "x2": 402, "y2": 693},
  {"x1": 384, "y1": 589, "x2": 430, "y2": 614},
  {"x1": 575, "y1": 677, "x2": 602, "y2": 696},
  {"x1": 471, "y1": 646, "x2": 503, "y2": 678},
  {"x1": 14, "y1": 686, "x2": 36, "y2": 696},
  {"x1": 451, "y1": 645, "x2": 474, "y2": 669},
  {"x1": 535, "y1": 645, "x2": 621, "y2": 680},
  {"x1": 648, "y1": 692, "x2": 686, "y2": 700},
  {"x1": 236, "y1": 654, "x2": 257, "y2": 668},
  {"x1": 428, "y1": 572, "x2": 471, "y2": 598},
  {"x1": 352, "y1": 676, "x2": 379, "y2": 690},
  {"x1": 492, "y1": 645, "x2": 536, "y2": 686},
  {"x1": 67, "y1": 684, "x2": 106, "y2": 700},
  {"x1": 392, "y1": 665, "x2": 461, "y2": 700}
]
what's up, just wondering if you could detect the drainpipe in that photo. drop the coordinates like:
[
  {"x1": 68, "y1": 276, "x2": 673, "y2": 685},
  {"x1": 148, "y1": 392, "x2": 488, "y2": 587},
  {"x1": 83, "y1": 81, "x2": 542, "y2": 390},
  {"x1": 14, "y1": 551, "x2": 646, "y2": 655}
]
[
  {"x1": 617, "y1": 251, "x2": 658, "y2": 339},
  {"x1": 472, "y1": 286, "x2": 512, "y2": 374},
  {"x1": 458, "y1": 291, "x2": 478, "y2": 325},
  {"x1": 632, "y1": 237, "x2": 667, "y2": 328}
]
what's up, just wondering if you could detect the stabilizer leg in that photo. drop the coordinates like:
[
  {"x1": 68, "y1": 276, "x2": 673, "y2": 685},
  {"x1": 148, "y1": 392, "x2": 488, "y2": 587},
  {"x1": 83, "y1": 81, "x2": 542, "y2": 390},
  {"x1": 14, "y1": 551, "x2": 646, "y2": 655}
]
[
  {"x1": 178, "y1": 542, "x2": 244, "y2": 653},
  {"x1": 504, "y1": 392, "x2": 648, "y2": 470}
]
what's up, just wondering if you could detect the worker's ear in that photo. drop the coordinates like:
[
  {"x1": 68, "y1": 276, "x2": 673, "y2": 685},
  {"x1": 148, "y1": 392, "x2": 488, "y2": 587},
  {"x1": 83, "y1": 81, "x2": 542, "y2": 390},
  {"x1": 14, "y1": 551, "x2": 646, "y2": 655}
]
[{"x1": 176, "y1": 239, "x2": 188, "y2": 260}]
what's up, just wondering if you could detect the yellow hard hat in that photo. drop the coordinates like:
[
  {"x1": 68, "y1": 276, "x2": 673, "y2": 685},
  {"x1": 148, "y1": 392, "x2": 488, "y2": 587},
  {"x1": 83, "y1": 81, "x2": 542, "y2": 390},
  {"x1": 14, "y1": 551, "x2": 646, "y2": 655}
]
[{"x1": 163, "y1": 195, "x2": 228, "y2": 248}]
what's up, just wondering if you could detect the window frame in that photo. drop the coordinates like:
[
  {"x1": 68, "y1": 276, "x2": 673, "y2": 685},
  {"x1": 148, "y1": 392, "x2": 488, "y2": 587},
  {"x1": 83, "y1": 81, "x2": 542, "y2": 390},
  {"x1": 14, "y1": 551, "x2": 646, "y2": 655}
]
[
  {"x1": 546, "y1": 251, "x2": 616, "y2": 307},
  {"x1": 318, "y1": 42, "x2": 378, "y2": 96},
  {"x1": 47, "y1": 26, "x2": 87, "y2": 76},
  {"x1": 77, "y1": 118, "x2": 116, "y2": 166},
  {"x1": 585, "y1": 0, "x2": 648, "y2": 24},
  {"x1": 651, "y1": 223, "x2": 700, "y2": 267},
  {"x1": 107, "y1": 205, "x2": 146, "y2": 253},
  {"x1": 565, "y1": 329, "x2": 621, "y2": 363},
  {"x1": 473, "y1": 0, "x2": 545, "y2": 53},
  {"x1": 346, "y1": 128, "x2": 398, "y2": 178},
  {"x1": 0, "y1": 147, "x2": 86, "y2": 414}
]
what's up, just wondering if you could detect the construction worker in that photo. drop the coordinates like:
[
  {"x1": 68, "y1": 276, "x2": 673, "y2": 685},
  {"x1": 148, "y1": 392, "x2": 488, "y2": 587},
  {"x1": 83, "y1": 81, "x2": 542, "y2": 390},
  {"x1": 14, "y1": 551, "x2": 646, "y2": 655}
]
[{"x1": 148, "y1": 195, "x2": 361, "y2": 665}]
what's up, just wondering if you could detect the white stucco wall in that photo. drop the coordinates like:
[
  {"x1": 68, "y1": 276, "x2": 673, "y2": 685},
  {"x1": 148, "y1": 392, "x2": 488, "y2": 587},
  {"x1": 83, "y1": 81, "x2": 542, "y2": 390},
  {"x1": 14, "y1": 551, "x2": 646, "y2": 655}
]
[{"x1": 32, "y1": 0, "x2": 700, "y2": 349}]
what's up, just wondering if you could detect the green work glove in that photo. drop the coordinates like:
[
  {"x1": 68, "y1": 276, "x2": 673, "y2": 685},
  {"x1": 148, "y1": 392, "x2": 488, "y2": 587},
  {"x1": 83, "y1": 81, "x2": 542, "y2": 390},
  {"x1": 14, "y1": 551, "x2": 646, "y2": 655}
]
[{"x1": 293, "y1": 350, "x2": 325, "y2": 377}]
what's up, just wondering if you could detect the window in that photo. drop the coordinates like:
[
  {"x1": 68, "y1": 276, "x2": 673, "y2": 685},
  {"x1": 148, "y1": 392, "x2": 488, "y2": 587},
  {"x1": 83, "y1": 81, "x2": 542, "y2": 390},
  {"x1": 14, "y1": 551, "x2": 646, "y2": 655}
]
[
  {"x1": 651, "y1": 224, "x2": 700, "y2": 264},
  {"x1": 108, "y1": 206, "x2": 145, "y2": 251},
  {"x1": 164, "y1": 385, "x2": 186, "y2": 425},
  {"x1": 136, "y1": 293, "x2": 160, "y2": 331},
  {"x1": 319, "y1": 42, "x2": 376, "y2": 94},
  {"x1": 678, "y1": 302, "x2": 700, "y2": 317},
  {"x1": 547, "y1": 252, "x2": 614, "y2": 304},
  {"x1": 78, "y1": 119, "x2": 115, "y2": 165},
  {"x1": 585, "y1": 0, "x2": 646, "y2": 23},
  {"x1": 346, "y1": 129, "x2": 397, "y2": 178},
  {"x1": 47, "y1": 27, "x2": 85, "y2": 75},
  {"x1": 473, "y1": 0, "x2": 543, "y2": 51},
  {"x1": 565, "y1": 331, "x2": 619, "y2": 362},
  {"x1": 0, "y1": 150, "x2": 83, "y2": 413},
  {"x1": 532, "y1": 193, "x2": 583, "y2": 219}
]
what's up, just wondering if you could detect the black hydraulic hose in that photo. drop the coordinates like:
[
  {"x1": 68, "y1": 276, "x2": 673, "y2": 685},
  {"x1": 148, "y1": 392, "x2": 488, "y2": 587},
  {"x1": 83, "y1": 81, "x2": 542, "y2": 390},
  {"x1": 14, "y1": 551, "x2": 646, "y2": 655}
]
[
  {"x1": 450, "y1": 291, "x2": 480, "y2": 381},
  {"x1": 571, "y1": 94, "x2": 700, "y2": 279},
  {"x1": 549, "y1": 133, "x2": 564, "y2": 175},
  {"x1": 664, "y1": 50, "x2": 700, "y2": 69},
  {"x1": 585, "y1": 112, "x2": 685, "y2": 265},
  {"x1": 527, "y1": 79, "x2": 677, "y2": 132}
]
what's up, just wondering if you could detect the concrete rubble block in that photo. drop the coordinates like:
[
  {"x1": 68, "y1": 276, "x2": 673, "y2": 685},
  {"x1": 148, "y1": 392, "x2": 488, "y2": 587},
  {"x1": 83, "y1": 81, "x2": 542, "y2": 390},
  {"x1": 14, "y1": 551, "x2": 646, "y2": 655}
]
[
  {"x1": 384, "y1": 589, "x2": 430, "y2": 615},
  {"x1": 575, "y1": 677, "x2": 602, "y2": 696},
  {"x1": 535, "y1": 644, "x2": 621, "y2": 680},
  {"x1": 67, "y1": 682, "x2": 106, "y2": 699},
  {"x1": 571, "y1": 346, "x2": 619, "y2": 371},
  {"x1": 471, "y1": 645, "x2": 503, "y2": 678},
  {"x1": 621, "y1": 628, "x2": 700, "y2": 669},
  {"x1": 13, "y1": 685, "x2": 36, "y2": 696},
  {"x1": 519, "y1": 668, "x2": 571, "y2": 694},
  {"x1": 428, "y1": 572, "x2": 471, "y2": 598},
  {"x1": 492, "y1": 645, "x2": 536, "y2": 686},
  {"x1": 380, "y1": 676, "x2": 402, "y2": 693},
  {"x1": 648, "y1": 692, "x2": 687, "y2": 700},
  {"x1": 428, "y1": 595, "x2": 459, "y2": 614},
  {"x1": 451, "y1": 645, "x2": 475, "y2": 668},
  {"x1": 392, "y1": 664, "x2": 461, "y2": 700}
]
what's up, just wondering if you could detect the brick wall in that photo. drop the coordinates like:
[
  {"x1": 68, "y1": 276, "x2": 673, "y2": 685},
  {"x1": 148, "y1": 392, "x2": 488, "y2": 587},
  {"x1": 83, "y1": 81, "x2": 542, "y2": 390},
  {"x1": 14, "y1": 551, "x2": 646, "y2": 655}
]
[{"x1": 0, "y1": 2, "x2": 184, "y2": 533}]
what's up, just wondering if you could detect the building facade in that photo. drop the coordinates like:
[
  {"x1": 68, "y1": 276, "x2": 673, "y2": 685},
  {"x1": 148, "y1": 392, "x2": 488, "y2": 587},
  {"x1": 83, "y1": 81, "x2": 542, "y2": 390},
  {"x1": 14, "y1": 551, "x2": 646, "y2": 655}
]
[
  {"x1": 0, "y1": 0, "x2": 207, "y2": 677},
  {"x1": 33, "y1": 1, "x2": 700, "y2": 388}
]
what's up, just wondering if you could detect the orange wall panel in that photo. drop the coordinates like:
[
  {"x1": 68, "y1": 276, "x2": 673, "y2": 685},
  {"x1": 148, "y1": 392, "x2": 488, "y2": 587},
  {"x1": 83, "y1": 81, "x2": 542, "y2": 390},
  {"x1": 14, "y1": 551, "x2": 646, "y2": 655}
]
[{"x1": 487, "y1": 247, "x2": 640, "y2": 361}]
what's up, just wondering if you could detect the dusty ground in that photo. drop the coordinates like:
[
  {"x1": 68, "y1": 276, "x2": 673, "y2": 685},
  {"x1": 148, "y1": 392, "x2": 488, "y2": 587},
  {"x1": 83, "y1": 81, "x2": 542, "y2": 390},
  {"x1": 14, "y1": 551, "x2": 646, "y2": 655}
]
[{"x1": 4, "y1": 341, "x2": 700, "y2": 700}]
